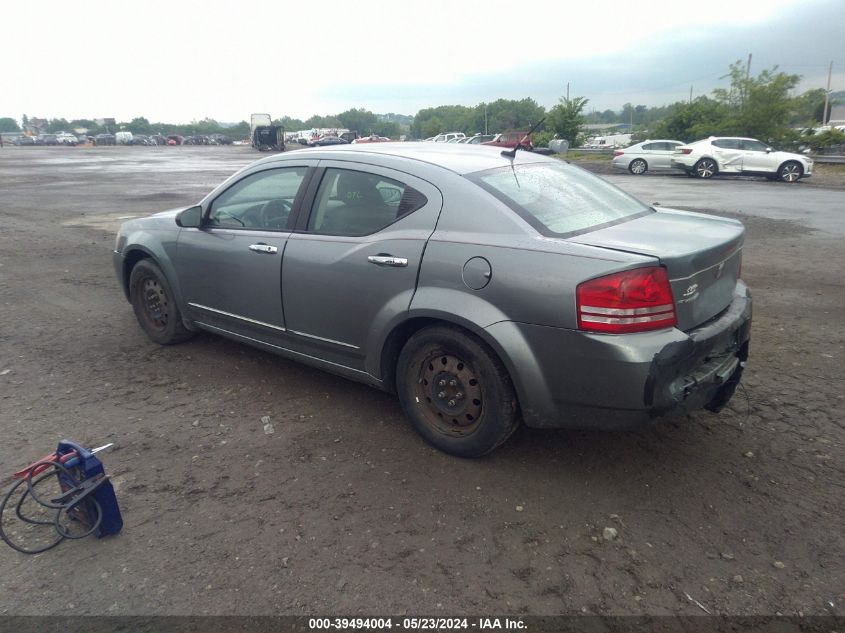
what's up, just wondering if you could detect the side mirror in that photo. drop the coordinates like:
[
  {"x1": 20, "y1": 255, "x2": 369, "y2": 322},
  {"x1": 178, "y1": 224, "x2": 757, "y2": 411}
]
[
  {"x1": 176, "y1": 206, "x2": 203, "y2": 228},
  {"x1": 766, "y1": 148, "x2": 773, "y2": 153}
]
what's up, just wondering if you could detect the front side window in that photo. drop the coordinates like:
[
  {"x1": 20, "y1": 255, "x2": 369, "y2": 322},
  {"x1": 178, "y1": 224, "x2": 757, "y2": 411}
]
[
  {"x1": 470, "y1": 162, "x2": 651, "y2": 237},
  {"x1": 208, "y1": 167, "x2": 307, "y2": 230},
  {"x1": 307, "y1": 169, "x2": 427, "y2": 236}
]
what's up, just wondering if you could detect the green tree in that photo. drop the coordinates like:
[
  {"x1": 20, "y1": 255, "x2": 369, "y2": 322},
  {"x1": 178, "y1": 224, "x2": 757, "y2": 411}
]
[
  {"x1": 418, "y1": 115, "x2": 444, "y2": 138},
  {"x1": 713, "y1": 60, "x2": 800, "y2": 140},
  {"x1": 69, "y1": 119, "x2": 101, "y2": 134},
  {"x1": 46, "y1": 118, "x2": 71, "y2": 133},
  {"x1": 650, "y1": 96, "x2": 732, "y2": 142},
  {"x1": 0, "y1": 117, "x2": 20, "y2": 132},
  {"x1": 227, "y1": 121, "x2": 250, "y2": 138},
  {"x1": 337, "y1": 108, "x2": 377, "y2": 134},
  {"x1": 273, "y1": 116, "x2": 306, "y2": 131},
  {"x1": 373, "y1": 120, "x2": 401, "y2": 138},
  {"x1": 125, "y1": 117, "x2": 152, "y2": 134},
  {"x1": 790, "y1": 88, "x2": 829, "y2": 126},
  {"x1": 547, "y1": 96, "x2": 589, "y2": 145}
]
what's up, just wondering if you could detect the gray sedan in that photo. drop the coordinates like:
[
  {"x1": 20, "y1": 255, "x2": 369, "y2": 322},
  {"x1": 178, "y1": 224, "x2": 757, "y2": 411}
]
[
  {"x1": 114, "y1": 144, "x2": 751, "y2": 457},
  {"x1": 612, "y1": 139, "x2": 685, "y2": 174}
]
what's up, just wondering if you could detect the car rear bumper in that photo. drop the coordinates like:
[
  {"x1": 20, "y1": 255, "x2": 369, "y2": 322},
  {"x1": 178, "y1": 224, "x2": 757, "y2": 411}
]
[{"x1": 486, "y1": 281, "x2": 752, "y2": 429}]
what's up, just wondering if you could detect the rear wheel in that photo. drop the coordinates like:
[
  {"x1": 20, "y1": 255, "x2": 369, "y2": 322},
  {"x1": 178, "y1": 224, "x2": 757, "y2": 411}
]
[
  {"x1": 694, "y1": 158, "x2": 718, "y2": 179},
  {"x1": 778, "y1": 161, "x2": 803, "y2": 183},
  {"x1": 129, "y1": 259, "x2": 193, "y2": 345},
  {"x1": 628, "y1": 158, "x2": 648, "y2": 175},
  {"x1": 396, "y1": 326, "x2": 520, "y2": 457}
]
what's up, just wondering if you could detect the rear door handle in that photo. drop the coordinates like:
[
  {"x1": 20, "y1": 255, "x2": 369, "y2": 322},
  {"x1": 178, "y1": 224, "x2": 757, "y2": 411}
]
[
  {"x1": 368, "y1": 254, "x2": 408, "y2": 267},
  {"x1": 249, "y1": 243, "x2": 278, "y2": 254}
]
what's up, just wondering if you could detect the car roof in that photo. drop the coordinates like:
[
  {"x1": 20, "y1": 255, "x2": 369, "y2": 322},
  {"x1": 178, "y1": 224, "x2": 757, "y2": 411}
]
[
  {"x1": 632, "y1": 139, "x2": 683, "y2": 145},
  {"x1": 693, "y1": 136, "x2": 758, "y2": 143},
  {"x1": 257, "y1": 142, "x2": 551, "y2": 175}
]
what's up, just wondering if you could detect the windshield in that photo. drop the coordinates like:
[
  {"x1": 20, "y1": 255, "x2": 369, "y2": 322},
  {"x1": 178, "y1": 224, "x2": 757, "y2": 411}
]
[{"x1": 470, "y1": 162, "x2": 652, "y2": 237}]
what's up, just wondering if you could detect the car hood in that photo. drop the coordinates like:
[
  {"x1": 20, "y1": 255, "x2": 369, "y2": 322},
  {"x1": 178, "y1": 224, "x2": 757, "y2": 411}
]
[
  {"x1": 775, "y1": 150, "x2": 811, "y2": 162},
  {"x1": 120, "y1": 207, "x2": 187, "y2": 233}
]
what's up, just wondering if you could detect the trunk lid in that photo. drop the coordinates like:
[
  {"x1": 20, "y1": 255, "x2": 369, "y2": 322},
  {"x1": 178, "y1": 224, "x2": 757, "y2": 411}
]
[{"x1": 570, "y1": 209, "x2": 744, "y2": 331}]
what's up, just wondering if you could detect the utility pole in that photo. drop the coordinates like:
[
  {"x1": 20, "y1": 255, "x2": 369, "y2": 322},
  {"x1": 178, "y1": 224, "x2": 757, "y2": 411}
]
[
  {"x1": 689, "y1": 84, "x2": 693, "y2": 104},
  {"x1": 823, "y1": 61, "x2": 833, "y2": 126},
  {"x1": 484, "y1": 104, "x2": 488, "y2": 135},
  {"x1": 566, "y1": 82, "x2": 570, "y2": 100},
  {"x1": 745, "y1": 53, "x2": 752, "y2": 81}
]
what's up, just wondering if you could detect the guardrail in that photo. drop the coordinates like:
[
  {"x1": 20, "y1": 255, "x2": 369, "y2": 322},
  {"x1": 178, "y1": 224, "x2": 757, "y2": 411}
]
[{"x1": 813, "y1": 155, "x2": 845, "y2": 164}]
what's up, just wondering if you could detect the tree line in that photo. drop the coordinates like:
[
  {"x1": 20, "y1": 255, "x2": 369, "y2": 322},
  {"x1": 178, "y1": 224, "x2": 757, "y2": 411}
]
[{"x1": 3, "y1": 61, "x2": 841, "y2": 149}]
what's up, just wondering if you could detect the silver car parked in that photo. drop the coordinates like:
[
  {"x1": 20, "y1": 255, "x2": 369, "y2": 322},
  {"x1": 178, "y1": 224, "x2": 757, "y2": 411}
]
[
  {"x1": 114, "y1": 144, "x2": 751, "y2": 457},
  {"x1": 612, "y1": 139, "x2": 685, "y2": 174}
]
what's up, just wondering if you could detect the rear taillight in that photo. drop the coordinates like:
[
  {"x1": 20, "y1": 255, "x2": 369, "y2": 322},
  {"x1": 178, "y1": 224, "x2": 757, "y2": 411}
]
[
  {"x1": 679, "y1": 148, "x2": 693, "y2": 154},
  {"x1": 577, "y1": 266, "x2": 677, "y2": 334},
  {"x1": 613, "y1": 150, "x2": 624, "y2": 157}
]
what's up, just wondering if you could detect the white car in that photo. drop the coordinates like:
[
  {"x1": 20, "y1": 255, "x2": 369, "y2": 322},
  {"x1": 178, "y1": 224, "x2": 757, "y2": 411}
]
[
  {"x1": 431, "y1": 132, "x2": 466, "y2": 143},
  {"x1": 612, "y1": 139, "x2": 685, "y2": 174},
  {"x1": 671, "y1": 137, "x2": 813, "y2": 182},
  {"x1": 55, "y1": 132, "x2": 78, "y2": 146}
]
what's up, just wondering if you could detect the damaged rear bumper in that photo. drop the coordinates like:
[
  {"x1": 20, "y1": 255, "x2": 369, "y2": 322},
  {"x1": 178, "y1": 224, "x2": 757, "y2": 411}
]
[
  {"x1": 647, "y1": 285, "x2": 751, "y2": 416},
  {"x1": 486, "y1": 281, "x2": 752, "y2": 429}
]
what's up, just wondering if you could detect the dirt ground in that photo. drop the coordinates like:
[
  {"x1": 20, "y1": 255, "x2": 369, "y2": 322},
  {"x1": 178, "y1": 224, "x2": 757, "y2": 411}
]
[{"x1": 0, "y1": 146, "x2": 842, "y2": 617}]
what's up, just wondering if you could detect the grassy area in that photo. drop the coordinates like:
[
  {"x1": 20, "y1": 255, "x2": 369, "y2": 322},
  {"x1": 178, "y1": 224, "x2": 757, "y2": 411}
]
[{"x1": 562, "y1": 150, "x2": 614, "y2": 161}]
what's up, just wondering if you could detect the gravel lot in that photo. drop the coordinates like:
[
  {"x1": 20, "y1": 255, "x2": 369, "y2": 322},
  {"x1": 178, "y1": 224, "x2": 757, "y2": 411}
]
[{"x1": 0, "y1": 146, "x2": 842, "y2": 617}]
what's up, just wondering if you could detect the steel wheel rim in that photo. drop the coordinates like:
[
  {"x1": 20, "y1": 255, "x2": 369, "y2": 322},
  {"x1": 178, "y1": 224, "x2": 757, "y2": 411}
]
[
  {"x1": 697, "y1": 160, "x2": 715, "y2": 178},
  {"x1": 414, "y1": 352, "x2": 483, "y2": 436},
  {"x1": 631, "y1": 160, "x2": 646, "y2": 174},
  {"x1": 782, "y1": 164, "x2": 800, "y2": 182},
  {"x1": 140, "y1": 277, "x2": 169, "y2": 331}
]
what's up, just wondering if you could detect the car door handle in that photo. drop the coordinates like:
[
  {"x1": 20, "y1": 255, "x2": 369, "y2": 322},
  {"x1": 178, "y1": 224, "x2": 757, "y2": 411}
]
[
  {"x1": 249, "y1": 243, "x2": 278, "y2": 254},
  {"x1": 367, "y1": 254, "x2": 408, "y2": 267}
]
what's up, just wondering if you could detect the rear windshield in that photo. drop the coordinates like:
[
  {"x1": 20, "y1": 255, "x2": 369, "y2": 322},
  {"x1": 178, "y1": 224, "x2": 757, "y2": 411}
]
[{"x1": 469, "y1": 162, "x2": 652, "y2": 237}]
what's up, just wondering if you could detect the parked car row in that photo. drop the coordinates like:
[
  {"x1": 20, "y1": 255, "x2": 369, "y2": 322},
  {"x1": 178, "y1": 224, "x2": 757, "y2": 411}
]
[
  {"x1": 612, "y1": 136, "x2": 814, "y2": 182},
  {"x1": 13, "y1": 132, "x2": 82, "y2": 146},
  {"x1": 425, "y1": 132, "x2": 538, "y2": 149}
]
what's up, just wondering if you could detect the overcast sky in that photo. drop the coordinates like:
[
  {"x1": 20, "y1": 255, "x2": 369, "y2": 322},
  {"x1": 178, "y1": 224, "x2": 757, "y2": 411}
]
[{"x1": 3, "y1": 0, "x2": 843, "y2": 123}]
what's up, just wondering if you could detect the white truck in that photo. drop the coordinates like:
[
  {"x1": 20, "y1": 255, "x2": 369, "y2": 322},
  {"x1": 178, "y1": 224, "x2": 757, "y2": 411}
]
[{"x1": 250, "y1": 113, "x2": 284, "y2": 151}]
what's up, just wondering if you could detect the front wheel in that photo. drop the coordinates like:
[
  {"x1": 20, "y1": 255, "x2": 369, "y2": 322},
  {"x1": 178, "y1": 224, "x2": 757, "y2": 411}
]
[
  {"x1": 778, "y1": 161, "x2": 803, "y2": 183},
  {"x1": 694, "y1": 158, "x2": 718, "y2": 179},
  {"x1": 129, "y1": 259, "x2": 194, "y2": 345},
  {"x1": 396, "y1": 326, "x2": 520, "y2": 457},
  {"x1": 628, "y1": 158, "x2": 648, "y2": 175}
]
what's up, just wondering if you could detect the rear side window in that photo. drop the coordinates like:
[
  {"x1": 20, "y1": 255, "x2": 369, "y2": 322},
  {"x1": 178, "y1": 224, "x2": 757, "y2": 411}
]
[
  {"x1": 307, "y1": 168, "x2": 427, "y2": 236},
  {"x1": 741, "y1": 139, "x2": 768, "y2": 151},
  {"x1": 470, "y1": 162, "x2": 651, "y2": 237},
  {"x1": 712, "y1": 138, "x2": 741, "y2": 149}
]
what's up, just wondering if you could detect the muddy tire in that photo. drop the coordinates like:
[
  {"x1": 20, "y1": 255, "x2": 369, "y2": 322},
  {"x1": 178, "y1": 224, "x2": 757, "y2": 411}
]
[
  {"x1": 129, "y1": 259, "x2": 193, "y2": 345},
  {"x1": 396, "y1": 325, "x2": 520, "y2": 457}
]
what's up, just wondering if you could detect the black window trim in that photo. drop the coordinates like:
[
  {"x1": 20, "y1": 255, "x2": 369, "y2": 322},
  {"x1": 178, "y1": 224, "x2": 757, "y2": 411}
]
[
  {"x1": 202, "y1": 165, "x2": 316, "y2": 232},
  {"x1": 294, "y1": 166, "x2": 429, "y2": 237}
]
